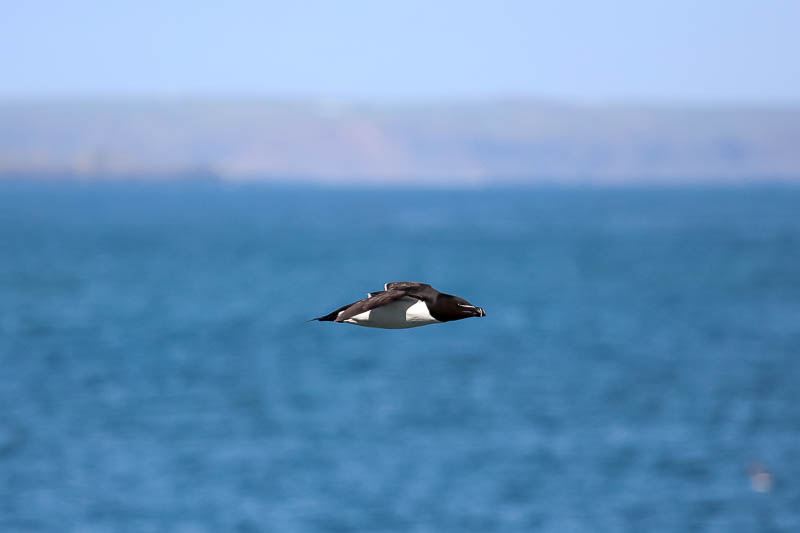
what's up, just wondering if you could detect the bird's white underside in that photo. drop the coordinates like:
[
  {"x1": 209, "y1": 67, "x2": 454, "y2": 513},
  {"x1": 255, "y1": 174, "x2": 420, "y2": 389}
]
[{"x1": 342, "y1": 297, "x2": 440, "y2": 329}]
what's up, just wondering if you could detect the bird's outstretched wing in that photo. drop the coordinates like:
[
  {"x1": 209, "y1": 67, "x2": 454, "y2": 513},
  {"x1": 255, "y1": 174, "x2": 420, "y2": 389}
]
[
  {"x1": 313, "y1": 282, "x2": 435, "y2": 323},
  {"x1": 384, "y1": 281, "x2": 437, "y2": 302},
  {"x1": 334, "y1": 290, "x2": 411, "y2": 322}
]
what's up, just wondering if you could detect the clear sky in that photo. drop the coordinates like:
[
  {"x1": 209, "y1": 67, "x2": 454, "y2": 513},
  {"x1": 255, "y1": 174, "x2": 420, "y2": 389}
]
[{"x1": 2, "y1": 0, "x2": 799, "y2": 103}]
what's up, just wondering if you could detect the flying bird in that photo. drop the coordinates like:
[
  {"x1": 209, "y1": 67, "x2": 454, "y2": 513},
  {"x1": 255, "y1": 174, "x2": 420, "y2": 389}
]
[{"x1": 312, "y1": 282, "x2": 486, "y2": 329}]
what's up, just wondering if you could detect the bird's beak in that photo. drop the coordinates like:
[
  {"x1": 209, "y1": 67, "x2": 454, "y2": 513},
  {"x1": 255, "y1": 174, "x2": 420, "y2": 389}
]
[{"x1": 477, "y1": 307, "x2": 486, "y2": 317}]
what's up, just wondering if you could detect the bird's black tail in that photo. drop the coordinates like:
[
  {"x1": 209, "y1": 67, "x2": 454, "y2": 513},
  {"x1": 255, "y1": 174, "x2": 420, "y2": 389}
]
[
  {"x1": 310, "y1": 311, "x2": 338, "y2": 322},
  {"x1": 310, "y1": 300, "x2": 354, "y2": 323},
  {"x1": 310, "y1": 305, "x2": 349, "y2": 322}
]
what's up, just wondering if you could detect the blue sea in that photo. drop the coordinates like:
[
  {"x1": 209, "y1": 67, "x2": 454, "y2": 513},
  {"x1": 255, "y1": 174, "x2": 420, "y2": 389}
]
[{"x1": 1, "y1": 182, "x2": 799, "y2": 532}]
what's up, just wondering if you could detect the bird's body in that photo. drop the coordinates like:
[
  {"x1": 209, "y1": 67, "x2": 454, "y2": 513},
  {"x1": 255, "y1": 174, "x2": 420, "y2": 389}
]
[
  {"x1": 343, "y1": 296, "x2": 439, "y2": 329},
  {"x1": 313, "y1": 282, "x2": 485, "y2": 329}
]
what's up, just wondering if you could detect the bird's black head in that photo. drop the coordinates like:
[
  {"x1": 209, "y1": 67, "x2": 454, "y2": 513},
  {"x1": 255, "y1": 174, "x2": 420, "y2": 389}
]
[{"x1": 430, "y1": 293, "x2": 486, "y2": 322}]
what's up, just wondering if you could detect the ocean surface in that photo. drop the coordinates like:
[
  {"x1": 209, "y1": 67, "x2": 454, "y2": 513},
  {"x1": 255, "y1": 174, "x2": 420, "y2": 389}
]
[{"x1": 1, "y1": 182, "x2": 799, "y2": 532}]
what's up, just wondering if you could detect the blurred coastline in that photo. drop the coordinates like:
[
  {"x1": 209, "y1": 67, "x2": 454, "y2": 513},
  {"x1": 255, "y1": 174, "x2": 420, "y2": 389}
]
[{"x1": 2, "y1": 98, "x2": 799, "y2": 186}]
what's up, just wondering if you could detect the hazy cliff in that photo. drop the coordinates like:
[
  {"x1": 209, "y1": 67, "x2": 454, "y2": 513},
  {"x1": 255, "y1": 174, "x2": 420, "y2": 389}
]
[{"x1": 1, "y1": 99, "x2": 798, "y2": 184}]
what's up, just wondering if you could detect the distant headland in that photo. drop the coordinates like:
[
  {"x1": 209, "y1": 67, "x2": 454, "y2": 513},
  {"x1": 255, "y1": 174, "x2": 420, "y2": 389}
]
[{"x1": 1, "y1": 98, "x2": 798, "y2": 185}]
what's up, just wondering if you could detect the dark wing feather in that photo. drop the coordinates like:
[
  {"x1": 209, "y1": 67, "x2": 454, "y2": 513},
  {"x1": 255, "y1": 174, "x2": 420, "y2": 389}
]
[
  {"x1": 384, "y1": 281, "x2": 438, "y2": 302},
  {"x1": 384, "y1": 281, "x2": 432, "y2": 291},
  {"x1": 334, "y1": 290, "x2": 412, "y2": 322}
]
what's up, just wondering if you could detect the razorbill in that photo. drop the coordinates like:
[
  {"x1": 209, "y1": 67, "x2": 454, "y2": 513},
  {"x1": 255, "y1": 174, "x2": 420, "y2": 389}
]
[{"x1": 312, "y1": 281, "x2": 486, "y2": 329}]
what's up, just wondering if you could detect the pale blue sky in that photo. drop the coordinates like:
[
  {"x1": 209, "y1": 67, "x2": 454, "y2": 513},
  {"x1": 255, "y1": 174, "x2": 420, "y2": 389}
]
[{"x1": 2, "y1": 0, "x2": 799, "y2": 102}]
